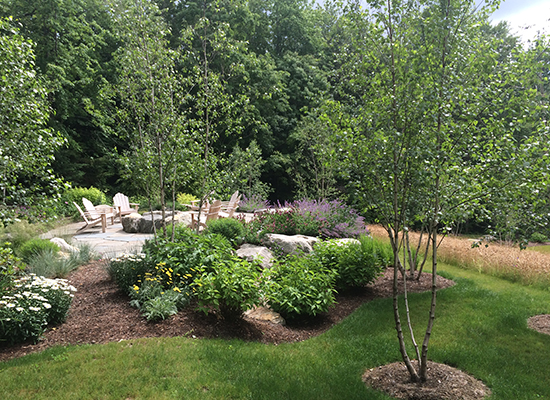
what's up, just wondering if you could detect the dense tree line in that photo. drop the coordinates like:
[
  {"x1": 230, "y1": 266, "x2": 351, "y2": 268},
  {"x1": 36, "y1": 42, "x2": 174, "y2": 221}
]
[{"x1": 1, "y1": 0, "x2": 549, "y2": 239}]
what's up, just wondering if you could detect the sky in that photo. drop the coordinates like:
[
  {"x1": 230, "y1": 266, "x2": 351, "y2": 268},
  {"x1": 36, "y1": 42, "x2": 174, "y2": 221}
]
[{"x1": 489, "y1": 0, "x2": 550, "y2": 42}]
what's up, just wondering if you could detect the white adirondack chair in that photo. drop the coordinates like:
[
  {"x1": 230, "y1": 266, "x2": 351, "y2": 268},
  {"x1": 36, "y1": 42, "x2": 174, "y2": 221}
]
[
  {"x1": 113, "y1": 192, "x2": 139, "y2": 221},
  {"x1": 73, "y1": 202, "x2": 104, "y2": 232},
  {"x1": 191, "y1": 200, "x2": 222, "y2": 229}
]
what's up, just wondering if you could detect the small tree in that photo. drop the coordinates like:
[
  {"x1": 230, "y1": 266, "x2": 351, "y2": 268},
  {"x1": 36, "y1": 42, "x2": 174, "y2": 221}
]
[
  {"x1": 327, "y1": 0, "x2": 547, "y2": 382},
  {"x1": 0, "y1": 17, "x2": 65, "y2": 206}
]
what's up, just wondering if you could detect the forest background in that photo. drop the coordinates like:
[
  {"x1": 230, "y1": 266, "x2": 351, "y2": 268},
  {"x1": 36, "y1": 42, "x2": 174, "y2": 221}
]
[{"x1": 0, "y1": 0, "x2": 549, "y2": 242}]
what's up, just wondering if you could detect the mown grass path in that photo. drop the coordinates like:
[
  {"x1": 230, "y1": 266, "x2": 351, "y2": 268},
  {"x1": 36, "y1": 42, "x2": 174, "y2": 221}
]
[{"x1": 1, "y1": 262, "x2": 549, "y2": 399}]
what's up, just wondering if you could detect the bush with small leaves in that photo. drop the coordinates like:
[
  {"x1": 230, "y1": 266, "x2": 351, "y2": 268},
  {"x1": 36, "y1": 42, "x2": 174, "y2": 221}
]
[
  {"x1": 206, "y1": 218, "x2": 245, "y2": 246},
  {"x1": 264, "y1": 254, "x2": 337, "y2": 318},
  {"x1": 530, "y1": 232, "x2": 548, "y2": 243},
  {"x1": 312, "y1": 236, "x2": 386, "y2": 289}
]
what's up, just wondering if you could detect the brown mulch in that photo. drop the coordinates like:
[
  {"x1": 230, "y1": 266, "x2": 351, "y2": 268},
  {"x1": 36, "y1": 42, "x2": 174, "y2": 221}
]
[
  {"x1": 363, "y1": 361, "x2": 492, "y2": 400},
  {"x1": 0, "y1": 262, "x2": 453, "y2": 362},
  {"x1": 528, "y1": 314, "x2": 550, "y2": 335}
]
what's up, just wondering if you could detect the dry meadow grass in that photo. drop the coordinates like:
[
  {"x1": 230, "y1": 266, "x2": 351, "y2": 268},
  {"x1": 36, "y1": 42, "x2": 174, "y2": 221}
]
[{"x1": 368, "y1": 225, "x2": 550, "y2": 288}]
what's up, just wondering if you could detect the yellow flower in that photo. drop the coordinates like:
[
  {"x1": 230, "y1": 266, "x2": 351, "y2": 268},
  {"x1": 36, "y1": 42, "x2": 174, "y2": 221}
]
[{"x1": 173, "y1": 287, "x2": 181, "y2": 293}]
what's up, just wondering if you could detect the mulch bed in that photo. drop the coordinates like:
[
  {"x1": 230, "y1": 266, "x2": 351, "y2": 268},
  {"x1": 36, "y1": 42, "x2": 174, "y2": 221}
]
[{"x1": 0, "y1": 262, "x2": 454, "y2": 362}]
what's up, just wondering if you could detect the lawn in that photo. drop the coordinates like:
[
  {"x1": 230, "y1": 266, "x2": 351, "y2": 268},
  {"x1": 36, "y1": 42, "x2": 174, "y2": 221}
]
[{"x1": 1, "y1": 262, "x2": 549, "y2": 399}]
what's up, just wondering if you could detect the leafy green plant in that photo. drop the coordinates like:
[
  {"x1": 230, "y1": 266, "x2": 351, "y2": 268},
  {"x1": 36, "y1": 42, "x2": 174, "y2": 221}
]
[
  {"x1": 191, "y1": 256, "x2": 261, "y2": 319},
  {"x1": 312, "y1": 237, "x2": 386, "y2": 289},
  {"x1": 176, "y1": 193, "x2": 198, "y2": 210},
  {"x1": 530, "y1": 232, "x2": 548, "y2": 243},
  {"x1": 0, "y1": 243, "x2": 24, "y2": 293},
  {"x1": 107, "y1": 253, "x2": 149, "y2": 295},
  {"x1": 0, "y1": 274, "x2": 76, "y2": 344},
  {"x1": 129, "y1": 279, "x2": 190, "y2": 321},
  {"x1": 58, "y1": 186, "x2": 108, "y2": 218},
  {"x1": 17, "y1": 239, "x2": 60, "y2": 263},
  {"x1": 1, "y1": 220, "x2": 40, "y2": 250},
  {"x1": 244, "y1": 209, "x2": 297, "y2": 244},
  {"x1": 264, "y1": 254, "x2": 337, "y2": 318},
  {"x1": 206, "y1": 218, "x2": 245, "y2": 246}
]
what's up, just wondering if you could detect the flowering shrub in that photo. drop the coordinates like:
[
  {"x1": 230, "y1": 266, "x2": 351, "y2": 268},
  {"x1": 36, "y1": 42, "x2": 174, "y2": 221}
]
[
  {"x1": 244, "y1": 209, "x2": 297, "y2": 244},
  {"x1": 292, "y1": 199, "x2": 368, "y2": 239},
  {"x1": 238, "y1": 194, "x2": 271, "y2": 213},
  {"x1": 0, "y1": 274, "x2": 76, "y2": 344}
]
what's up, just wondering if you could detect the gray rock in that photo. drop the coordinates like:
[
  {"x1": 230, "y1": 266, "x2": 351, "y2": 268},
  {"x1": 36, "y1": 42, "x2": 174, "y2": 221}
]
[
  {"x1": 263, "y1": 233, "x2": 319, "y2": 256},
  {"x1": 236, "y1": 244, "x2": 274, "y2": 269},
  {"x1": 50, "y1": 237, "x2": 79, "y2": 253},
  {"x1": 122, "y1": 213, "x2": 142, "y2": 233}
]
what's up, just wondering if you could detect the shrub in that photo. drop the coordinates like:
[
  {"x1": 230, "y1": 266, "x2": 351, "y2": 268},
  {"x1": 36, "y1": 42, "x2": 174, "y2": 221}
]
[
  {"x1": 176, "y1": 193, "x2": 198, "y2": 210},
  {"x1": 191, "y1": 256, "x2": 261, "y2": 319},
  {"x1": 58, "y1": 186, "x2": 108, "y2": 218},
  {"x1": 312, "y1": 236, "x2": 386, "y2": 289},
  {"x1": 129, "y1": 279, "x2": 190, "y2": 321},
  {"x1": 0, "y1": 243, "x2": 24, "y2": 293},
  {"x1": 530, "y1": 232, "x2": 548, "y2": 243},
  {"x1": 239, "y1": 194, "x2": 271, "y2": 213},
  {"x1": 0, "y1": 274, "x2": 76, "y2": 344},
  {"x1": 293, "y1": 199, "x2": 368, "y2": 239},
  {"x1": 206, "y1": 218, "x2": 245, "y2": 245},
  {"x1": 107, "y1": 253, "x2": 149, "y2": 295},
  {"x1": 2, "y1": 220, "x2": 39, "y2": 250},
  {"x1": 244, "y1": 209, "x2": 297, "y2": 244},
  {"x1": 17, "y1": 239, "x2": 60, "y2": 263},
  {"x1": 264, "y1": 254, "x2": 337, "y2": 318}
]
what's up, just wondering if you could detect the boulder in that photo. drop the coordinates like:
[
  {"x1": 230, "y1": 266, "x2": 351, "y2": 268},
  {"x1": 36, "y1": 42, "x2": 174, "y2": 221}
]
[
  {"x1": 50, "y1": 237, "x2": 79, "y2": 253},
  {"x1": 244, "y1": 306, "x2": 285, "y2": 325},
  {"x1": 122, "y1": 211, "x2": 193, "y2": 233},
  {"x1": 122, "y1": 213, "x2": 142, "y2": 233},
  {"x1": 236, "y1": 244, "x2": 274, "y2": 269},
  {"x1": 263, "y1": 233, "x2": 319, "y2": 256}
]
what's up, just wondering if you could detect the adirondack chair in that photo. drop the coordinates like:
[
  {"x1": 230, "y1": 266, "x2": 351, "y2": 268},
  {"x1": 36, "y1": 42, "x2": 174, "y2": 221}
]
[
  {"x1": 219, "y1": 191, "x2": 241, "y2": 219},
  {"x1": 73, "y1": 202, "x2": 105, "y2": 232},
  {"x1": 82, "y1": 198, "x2": 114, "y2": 230},
  {"x1": 191, "y1": 200, "x2": 222, "y2": 229},
  {"x1": 113, "y1": 192, "x2": 139, "y2": 221}
]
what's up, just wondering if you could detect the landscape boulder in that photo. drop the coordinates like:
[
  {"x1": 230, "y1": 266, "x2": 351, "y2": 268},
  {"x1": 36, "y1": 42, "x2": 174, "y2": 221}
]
[
  {"x1": 236, "y1": 244, "x2": 274, "y2": 269},
  {"x1": 263, "y1": 233, "x2": 319, "y2": 256}
]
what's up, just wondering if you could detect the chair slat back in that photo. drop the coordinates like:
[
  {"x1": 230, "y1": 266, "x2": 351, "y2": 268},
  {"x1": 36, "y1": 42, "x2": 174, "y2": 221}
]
[
  {"x1": 113, "y1": 192, "x2": 131, "y2": 212},
  {"x1": 73, "y1": 202, "x2": 90, "y2": 223},
  {"x1": 206, "y1": 200, "x2": 222, "y2": 222},
  {"x1": 82, "y1": 197, "x2": 100, "y2": 219}
]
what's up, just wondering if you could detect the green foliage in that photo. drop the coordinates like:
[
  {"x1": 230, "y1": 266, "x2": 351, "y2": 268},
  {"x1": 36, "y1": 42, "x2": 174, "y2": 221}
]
[
  {"x1": 1, "y1": 220, "x2": 40, "y2": 250},
  {"x1": 0, "y1": 17, "x2": 66, "y2": 205},
  {"x1": 206, "y1": 218, "x2": 245, "y2": 246},
  {"x1": 244, "y1": 209, "x2": 297, "y2": 244},
  {"x1": 58, "y1": 186, "x2": 108, "y2": 217},
  {"x1": 129, "y1": 280, "x2": 190, "y2": 321},
  {"x1": 191, "y1": 256, "x2": 261, "y2": 319},
  {"x1": 312, "y1": 237, "x2": 387, "y2": 289},
  {"x1": 529, "y1": 232, "x2": 548, "y2": 243},
  {"x1": 107, "y1": 253, "x2": 149, "y2": 296},
  {"x1": 222, "y1": 140, "x2": 272, "y2": 199},
  {"x1": 0, "y1": 274, "x2": 76, "y2": 344},
  {"x1": 25, "y1": 250, "x2": 80, "y2": 279},
  {"x1": 264, "y1": 254, "x2": 337, "y2": 318},
  {"x1": 176, "y1": 193, "x2": 198, "y2": 209},
  {"x1": 17, "y1": 239, "x2": 60, "y2": 263},
  {"x1": 0, "y1": 243, "x2": 24, "y2": 292}
]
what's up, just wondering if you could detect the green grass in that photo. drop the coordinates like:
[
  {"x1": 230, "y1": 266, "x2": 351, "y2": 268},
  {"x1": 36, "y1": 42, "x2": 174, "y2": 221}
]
[
  {"x1": 527, "y1": 244, "x2": 550, "y2": 254},
  {"x1": 1, "y1": 263, "x2": 550, "y2": 399}
]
